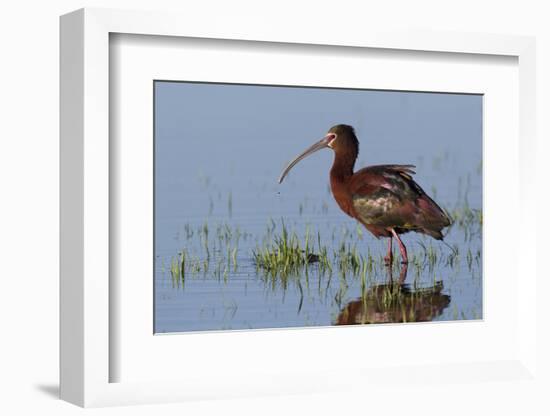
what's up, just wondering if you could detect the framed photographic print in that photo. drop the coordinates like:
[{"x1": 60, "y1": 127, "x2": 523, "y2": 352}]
[{"x1": 60, "y1": 8, "x2": 538, "y2": 408}]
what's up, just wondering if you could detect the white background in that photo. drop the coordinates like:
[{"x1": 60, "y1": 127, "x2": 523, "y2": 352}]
[{"x1": 1, "y1": 1, "x2": 548, "y2": 415}]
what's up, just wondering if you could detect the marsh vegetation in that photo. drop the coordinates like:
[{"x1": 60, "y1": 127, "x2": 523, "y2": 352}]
[{"x1": 157, "y1": 168, "x2": 482, "y2": 332}]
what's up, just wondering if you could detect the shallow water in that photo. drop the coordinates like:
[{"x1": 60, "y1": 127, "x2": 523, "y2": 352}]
[{"x1": 154, "y1": 82, "x2": 482, "y2": 333}]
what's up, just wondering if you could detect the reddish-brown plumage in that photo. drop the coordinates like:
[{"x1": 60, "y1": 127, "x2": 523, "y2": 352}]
[{"x1": 278, "y1": 124, "x2": 452, "y2": 265}]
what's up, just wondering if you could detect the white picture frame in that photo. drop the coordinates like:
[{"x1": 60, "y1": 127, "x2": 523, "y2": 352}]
[{"x1": 60, "y1": 7, "x2": 538, "y2": 408}]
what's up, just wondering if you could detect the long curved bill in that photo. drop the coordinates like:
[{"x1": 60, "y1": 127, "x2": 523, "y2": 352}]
[{"x1": 278, "y1": 135, "x2": 331, "y2": 184}]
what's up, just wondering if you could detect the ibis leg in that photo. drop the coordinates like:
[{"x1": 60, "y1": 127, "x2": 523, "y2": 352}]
[
  {"x1": 384, "y1": 237, "x2": 393, "y2": 266},
  {"x1": 390, "y1": 229, "x2": 408, "y2": 264}
]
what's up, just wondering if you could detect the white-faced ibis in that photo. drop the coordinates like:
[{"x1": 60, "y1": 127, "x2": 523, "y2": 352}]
[{"x1": 278, "y1": 124, "x2": 451, "y2": 265}]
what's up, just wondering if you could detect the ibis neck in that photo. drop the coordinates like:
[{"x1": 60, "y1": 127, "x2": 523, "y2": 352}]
[{"x1": 330, "y1": 151, "x2": 356, "y2": 181}]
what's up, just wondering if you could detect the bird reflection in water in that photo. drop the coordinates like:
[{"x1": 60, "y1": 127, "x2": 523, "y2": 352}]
[{"x1": 335, "y1": 264, "x2": 451, "y2": 325}]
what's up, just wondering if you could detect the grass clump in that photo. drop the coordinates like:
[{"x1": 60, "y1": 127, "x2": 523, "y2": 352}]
[{"x1": 253, "y1": 221, "x2": 330, "y2": 279}]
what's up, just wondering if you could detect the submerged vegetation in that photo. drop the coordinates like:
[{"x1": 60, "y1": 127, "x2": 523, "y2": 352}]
[
  {"x1": 159, "y1": 170, "x2": 482, "y2": 325},
  {"x1": 165, "y1": 199, "x2": 481, "y2": 289}
]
